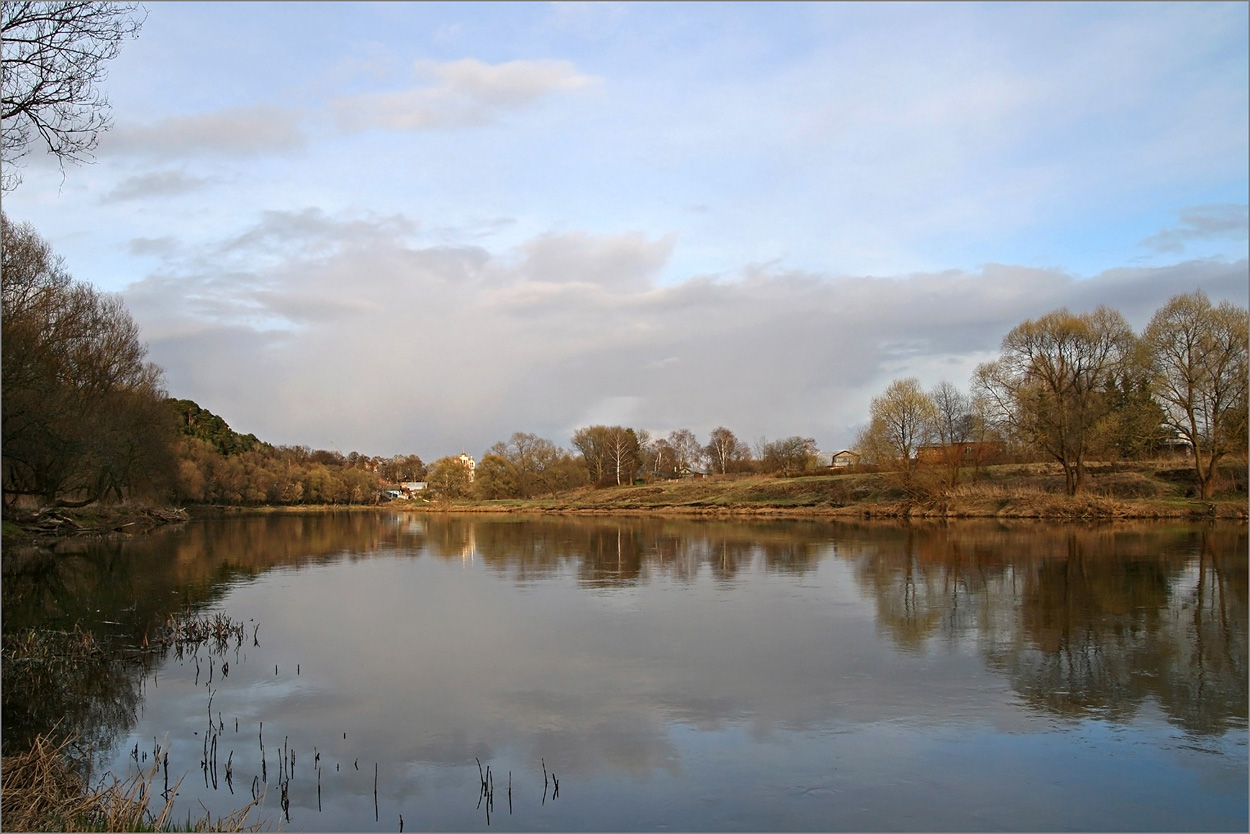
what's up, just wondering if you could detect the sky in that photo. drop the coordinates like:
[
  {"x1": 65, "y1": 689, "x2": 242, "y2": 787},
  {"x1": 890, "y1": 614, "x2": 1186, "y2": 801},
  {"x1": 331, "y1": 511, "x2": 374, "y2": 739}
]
[{"x1": 4, "y1": 1, "x2": 1247, "y2": 461}]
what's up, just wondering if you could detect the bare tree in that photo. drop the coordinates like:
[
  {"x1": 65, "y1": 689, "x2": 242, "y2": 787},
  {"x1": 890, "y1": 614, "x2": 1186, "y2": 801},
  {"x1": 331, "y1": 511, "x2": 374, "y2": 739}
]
[
  {"x1": 704, "y1": 426, "x2": 749, "y2": 474},
  {"x1": 857, "y1": 378, "x2": 937, "y2": 475},
  {"x1": 975, "y1": 306, "x2": 1135, "y2": 495},
  {"x1": 572, "y1": 425, "x2": 610, "y2": 484},
  {"x1": 1144, "y1": 291, "x2": 1249, "y2": 499},
  {"x1": 605, "y1": 426, "x2": 642, "y2": 485},
  {"x1": 928, "y1": 380, "x2": 974, "y2": 484},
  {"x1": 572, "y1": 425, "x2": 642, "y2": 486},
  {"x1": 648, "y1": 437, "x2": 677, "y2": 478},
  {"x1": 2, "y1": 211, "x2": 175, "y2": 505},
  {"x1": 666, "y1": 428, "x2": 703, "y2": 473},
  {"x1": 1, "y1": 0, "x2": 145, "y2": 191},
  {"x1": 758, "y1": 436, "x2": 817, "y2": 476},
  {"x1": 378, "y1": 453, "x2": 426, "y2": 483},
  {"x1": 482, "y1": 431, "x2": 581, "y2": 497}
]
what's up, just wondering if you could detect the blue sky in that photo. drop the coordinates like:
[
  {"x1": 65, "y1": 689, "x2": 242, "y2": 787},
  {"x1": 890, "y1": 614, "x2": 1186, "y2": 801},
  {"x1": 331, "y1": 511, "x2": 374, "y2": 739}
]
[{"x1": 4, "y1": 1, "x2": 1247, "y2": 459}]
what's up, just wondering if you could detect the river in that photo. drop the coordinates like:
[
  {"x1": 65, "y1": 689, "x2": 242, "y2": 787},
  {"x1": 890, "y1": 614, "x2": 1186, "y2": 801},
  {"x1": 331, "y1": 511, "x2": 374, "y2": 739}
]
[{"x1": 2, "y1": 512, "x2": 1245, "y2": 831}]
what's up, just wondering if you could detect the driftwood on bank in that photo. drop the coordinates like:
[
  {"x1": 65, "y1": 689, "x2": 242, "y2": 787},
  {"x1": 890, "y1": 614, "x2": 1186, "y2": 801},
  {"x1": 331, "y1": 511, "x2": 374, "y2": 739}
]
[{"x1": 5, "y1": 505, "x2": 189, "y2": 540}]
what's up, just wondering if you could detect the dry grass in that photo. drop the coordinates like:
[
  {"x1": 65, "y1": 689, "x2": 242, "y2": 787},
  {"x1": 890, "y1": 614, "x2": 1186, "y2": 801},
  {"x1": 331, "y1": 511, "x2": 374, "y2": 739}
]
[
  {"x1": 158, "y1": 612, "x2": 248, "y2": 652},
  {"x1": 430, "y1": 459, "x2": 1247, "y2": 520},
  {"x1": 0, "y1": 733, "x2": 264, "y2": 832}
]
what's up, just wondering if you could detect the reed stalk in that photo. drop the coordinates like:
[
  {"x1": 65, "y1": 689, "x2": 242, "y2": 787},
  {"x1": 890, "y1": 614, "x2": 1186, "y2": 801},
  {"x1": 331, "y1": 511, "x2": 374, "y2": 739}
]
[{"x1": 1, "y1": 733, "x2": 263, "y2": 832}]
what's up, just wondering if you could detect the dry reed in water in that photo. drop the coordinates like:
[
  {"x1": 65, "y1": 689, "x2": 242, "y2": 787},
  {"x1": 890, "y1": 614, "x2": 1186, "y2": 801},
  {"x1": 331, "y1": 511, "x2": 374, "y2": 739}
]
[{"x1": 0, "y1": 732, "x2": 264, "y2": 831}]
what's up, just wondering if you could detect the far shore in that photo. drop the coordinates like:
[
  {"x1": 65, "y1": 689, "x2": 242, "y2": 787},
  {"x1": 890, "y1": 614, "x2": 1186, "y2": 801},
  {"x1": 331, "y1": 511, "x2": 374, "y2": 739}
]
[
  {"x1": 139, "y1": 460, "x2": 1250, "y2": 522},
  {"x1": 3, "y1": 460, "x2": 1245, "y2": 546},
  {"x1": 402, "y1": 460, "x2": 1248, "y2": 521}
]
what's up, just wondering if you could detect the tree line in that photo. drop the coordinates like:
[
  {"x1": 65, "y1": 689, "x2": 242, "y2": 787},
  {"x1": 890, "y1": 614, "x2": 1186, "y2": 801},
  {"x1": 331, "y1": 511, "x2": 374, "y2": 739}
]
[
  {"x1": 423, "y1": 428, "x2": 819, "y2": 500},
  {"x1": 0, "y1": 212, "x2": 430, "y2": 508},
  {"x1": 2, "y1": 213, "x2": 175, "y2": 506},
  {"x1": 856, "y1": 299, "x2": 1248, "y2": 497}
]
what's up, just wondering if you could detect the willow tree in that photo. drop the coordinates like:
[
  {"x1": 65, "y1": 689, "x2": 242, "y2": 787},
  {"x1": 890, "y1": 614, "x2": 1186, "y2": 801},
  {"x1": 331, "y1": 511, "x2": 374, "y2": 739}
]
[
  {"x1": 856, "y1": 377, "x2": 937, "y2": 476},
  {"x1": 1143, "y1": 291, "x2": 1249, "y2": 499},
  {"x1": 975, "y1": 306, "x2": 1135, "y2": 495}
]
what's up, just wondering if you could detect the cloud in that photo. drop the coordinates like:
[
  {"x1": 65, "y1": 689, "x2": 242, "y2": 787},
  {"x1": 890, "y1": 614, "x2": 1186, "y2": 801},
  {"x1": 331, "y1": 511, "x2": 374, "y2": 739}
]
[
  {"x1": 1139, "y1": 204, "x2": 1250, "y2": 253},
  {"x1": 513, "y1": 231, "x2": 676, "y2": 288},
  {"x1": 213, "y1": 208, "x2": 419, "y2": 259},
  {"x1": 121, "y1": 209, "x2": 1250, "y2": 460},
  {"x1": 102, "y1": 170, "x2": 211, "y2": 202},
  {"x1": 332, "y1": 57, "x2": 600, "y2": 131},
  {"x1": 108, "y1": 106, "x2": 307, "y2": 159},
  {"x1": 128, "y1": 236, "x2": 181, "y2": 258}
]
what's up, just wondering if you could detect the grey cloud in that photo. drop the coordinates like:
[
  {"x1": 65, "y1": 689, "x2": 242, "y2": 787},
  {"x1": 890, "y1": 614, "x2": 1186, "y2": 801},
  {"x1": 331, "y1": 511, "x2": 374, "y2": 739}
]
[
  {"x1": 126, "y1": 210, "x2": 487, "y2": 333},
  {"x1": 249, "y1": 290, "x2": 384, "y2": 325},
  {"x1": 128, "y1": 236, "x2": 181, "y2": 258},
  {"x1": 121, "y1": 213, "x2": 1249, "y2": 458},
  {"x1": 215, "y1": 208, "x2": 419, "y2": 258},
  {"x1": 102, "y1": 170, "x2": 211, "y2": 202},
  {"x1": 145, "y1": 324, "x2": 293, "y2": 420},
  {"x1": 1139, "y1": 204, "x2": 1250, "y2": 253},
  {"x1": 108, "y1": 105, "x2": 307, "y2": 159},
  {"x1": 514, "y1": 231, "x2": 676, "y2": 288},
  {"x1": 332, "y1": 58, "x2": 600, "y2": 132}
]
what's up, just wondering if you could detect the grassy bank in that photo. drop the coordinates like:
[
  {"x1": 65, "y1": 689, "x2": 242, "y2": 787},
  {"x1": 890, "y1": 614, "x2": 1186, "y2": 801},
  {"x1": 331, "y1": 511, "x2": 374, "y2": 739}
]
[{"x1": 421, "y1": 460, "x2": 1249, "y2": 520}]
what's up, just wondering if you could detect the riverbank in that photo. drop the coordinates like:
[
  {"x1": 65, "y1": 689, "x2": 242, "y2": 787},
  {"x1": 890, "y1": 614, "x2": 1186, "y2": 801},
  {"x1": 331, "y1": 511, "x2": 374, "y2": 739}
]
[
  {"x1": 423, "y1": 461, "x2": 1249, "y2": 520},
  {"x1": 1, "y1": 505, "x2": 189, "y2": 545},
  {"x1": 2, "y1": 461, "x2": 1243, "y2": 541}
]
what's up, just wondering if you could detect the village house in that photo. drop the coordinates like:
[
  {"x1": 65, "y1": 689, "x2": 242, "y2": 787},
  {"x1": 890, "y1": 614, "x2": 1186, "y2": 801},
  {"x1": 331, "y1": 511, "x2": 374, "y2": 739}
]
[
  {"x1": 831, "y1": 450, "x2": 862, "y2": 468},
  {"x1": 915, "y1": 442, "x2": 1002, "y2": 465}
]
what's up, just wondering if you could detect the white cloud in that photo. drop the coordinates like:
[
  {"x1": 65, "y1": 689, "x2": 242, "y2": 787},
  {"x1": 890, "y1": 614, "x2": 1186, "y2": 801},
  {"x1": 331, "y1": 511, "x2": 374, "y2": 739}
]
[
  {"x1": 332, "y1": 57, "x2": 600, "y2": 131},
  {"x1": 431, "y1": 58, "x2": 597, "y2": 104},
  {"x1": 1139, "y1": 204, "x2": 1250, "y2": 254}
]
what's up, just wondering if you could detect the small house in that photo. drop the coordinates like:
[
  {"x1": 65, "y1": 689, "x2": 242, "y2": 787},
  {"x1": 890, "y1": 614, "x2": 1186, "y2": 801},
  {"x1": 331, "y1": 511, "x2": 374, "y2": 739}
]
[{"x1": 831, "y1": 450, "x2": 861, "y2": 468}]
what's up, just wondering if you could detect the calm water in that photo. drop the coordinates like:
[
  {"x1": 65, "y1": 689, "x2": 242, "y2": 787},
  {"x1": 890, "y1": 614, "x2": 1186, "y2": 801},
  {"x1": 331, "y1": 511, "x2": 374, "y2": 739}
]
[{"x1": 2, "y1": 513, "x2": 1246, "y2": 831}]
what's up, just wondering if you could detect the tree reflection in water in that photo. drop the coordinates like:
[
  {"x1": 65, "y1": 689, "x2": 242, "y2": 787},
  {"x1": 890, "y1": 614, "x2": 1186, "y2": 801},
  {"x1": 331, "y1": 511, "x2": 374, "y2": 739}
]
[
  {"x1": 844, "y1": 522, "x2": 1247, "y2": 736},
  {"x1": 2, "y1": 513, "x2": 1245, "y2": 766}
]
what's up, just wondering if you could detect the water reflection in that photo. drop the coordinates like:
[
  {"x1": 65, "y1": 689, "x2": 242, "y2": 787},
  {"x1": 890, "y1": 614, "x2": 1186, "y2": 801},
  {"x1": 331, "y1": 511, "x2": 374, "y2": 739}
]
[
  {"x1": 838, "y1": 522, "x2": 1247, "y2": 735},
  {"x1": 431, "y1": 516, "x2": 835, "y2": 585},
  {"x1": 2, "y1": 514, "x2": 1245, "y2": 830}
]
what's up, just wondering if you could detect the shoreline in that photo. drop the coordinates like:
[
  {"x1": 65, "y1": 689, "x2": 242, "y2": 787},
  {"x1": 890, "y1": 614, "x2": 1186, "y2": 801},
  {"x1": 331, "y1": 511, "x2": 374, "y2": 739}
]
[
  {"x1": 4, "y1": 462, "x2": 1246, "y2": 545},
  {"x1": 388, "y1": 460, "x2": 1249, "y2": 521}
]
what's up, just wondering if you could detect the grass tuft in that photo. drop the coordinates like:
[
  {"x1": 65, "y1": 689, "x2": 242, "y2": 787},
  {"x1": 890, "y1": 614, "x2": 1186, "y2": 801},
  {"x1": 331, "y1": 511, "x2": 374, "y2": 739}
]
[{"x1": 0, "y1": 733, "x2": 265, "y2": 832}]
